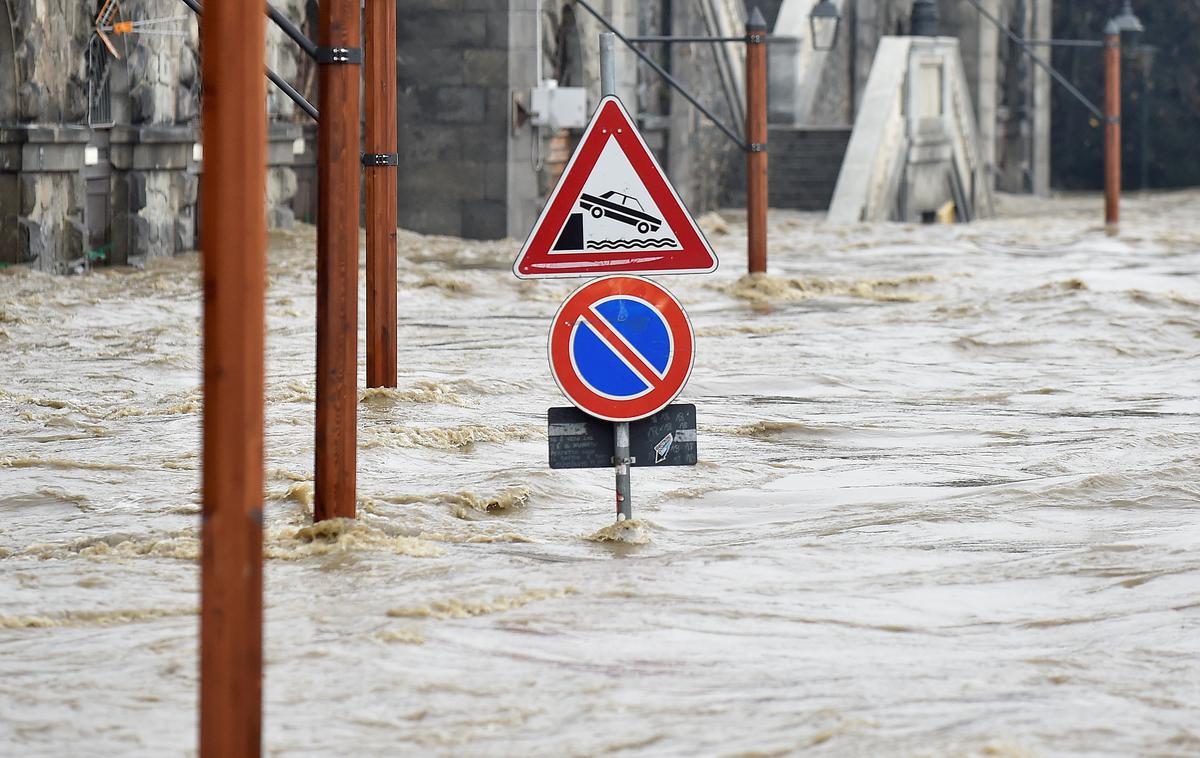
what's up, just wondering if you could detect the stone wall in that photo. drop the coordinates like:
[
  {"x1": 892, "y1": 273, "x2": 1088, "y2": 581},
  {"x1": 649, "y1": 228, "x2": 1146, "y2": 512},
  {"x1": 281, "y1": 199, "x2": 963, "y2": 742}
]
[
  {"x1": 0, "y1": 0, "x2": 92, "y2": 270},
  {"x1": 107, "y1": 0, "x2": 201, "y2": 266},
  {"x1": 395, "y1": 0, "x2": 511, "y2": 239},
  {"x1": 0, "y1": 0, "x2": 304, "y2": 271}
]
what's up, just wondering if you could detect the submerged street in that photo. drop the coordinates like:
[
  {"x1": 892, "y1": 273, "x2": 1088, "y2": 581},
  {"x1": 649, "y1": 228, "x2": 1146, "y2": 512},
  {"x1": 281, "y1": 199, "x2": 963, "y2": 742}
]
[{"x1": 2, "y1": 192, "x2": 1199, "y2": 756}]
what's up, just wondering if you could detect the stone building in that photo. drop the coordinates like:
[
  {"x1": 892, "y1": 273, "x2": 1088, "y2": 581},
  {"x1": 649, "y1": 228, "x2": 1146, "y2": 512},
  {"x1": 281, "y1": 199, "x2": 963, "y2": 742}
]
[
  {"x1": 2, "y1": 0, "x2": 1055, "y2": 271},
  {"x1": 0, "y1": 0, "x2": 302, "y2": 272},
  {"x1": 765, "y1": 0, "x2": 1053, "y2": 210}
]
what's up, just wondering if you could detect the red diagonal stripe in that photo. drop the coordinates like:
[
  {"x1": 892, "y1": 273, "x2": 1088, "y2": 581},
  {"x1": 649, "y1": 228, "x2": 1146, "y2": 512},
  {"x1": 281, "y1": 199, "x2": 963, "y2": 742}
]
[{"x1": 579, "y1": 311, "x2": 665, "y2": 391}]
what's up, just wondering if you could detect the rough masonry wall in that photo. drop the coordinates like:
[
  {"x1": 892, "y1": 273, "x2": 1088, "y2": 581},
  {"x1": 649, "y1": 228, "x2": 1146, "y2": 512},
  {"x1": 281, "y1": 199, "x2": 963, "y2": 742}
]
[
  {"x1": 110, "y1": 0, "x2": 201, "y2": 264},
  {"x1": 0, "y1": 1, "x2": 91, "y2": 270},
  {"x1": 397, "y1": 0, "x2": 510, "y2": 239},
  {"x1": 1, "y1": 0, "x2": 305, "y2": 270},
  {"x1": 265, "y1": 0, "x2": 306, "y2": 228}
]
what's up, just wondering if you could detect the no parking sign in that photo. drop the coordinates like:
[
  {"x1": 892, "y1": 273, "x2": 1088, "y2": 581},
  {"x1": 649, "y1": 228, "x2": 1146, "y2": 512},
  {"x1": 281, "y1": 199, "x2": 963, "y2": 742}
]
[
  {"x1": 548, "y1": 276, "x2": 694, "y2": 423},
  {"x1": 512, "y1": 81, "x2": 715, "y2": 521}
]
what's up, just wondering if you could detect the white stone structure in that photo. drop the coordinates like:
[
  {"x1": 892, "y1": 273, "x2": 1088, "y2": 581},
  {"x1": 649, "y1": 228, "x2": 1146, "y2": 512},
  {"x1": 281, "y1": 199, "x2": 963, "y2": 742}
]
[{"x1": 828, "y1": 36, "x2": 993, "y2": 223}]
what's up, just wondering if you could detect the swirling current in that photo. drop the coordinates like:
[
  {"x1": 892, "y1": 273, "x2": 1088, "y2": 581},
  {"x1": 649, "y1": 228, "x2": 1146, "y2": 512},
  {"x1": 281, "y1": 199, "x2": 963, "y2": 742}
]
[{"x1": 1, "y1": 192, "x2": 1198, "y2": 755}]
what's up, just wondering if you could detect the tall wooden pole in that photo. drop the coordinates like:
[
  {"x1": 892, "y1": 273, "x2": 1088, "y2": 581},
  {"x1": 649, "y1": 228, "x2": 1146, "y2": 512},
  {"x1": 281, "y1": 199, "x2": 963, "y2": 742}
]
[
  {"x1": 1103, "y1": 23, "x2": 1121, "y2": 230},
  {"x1": 745, "y1": 7, "x2": 768, "y2": 274},
  {"x1": 315, "y1": 0, "x2": 361, "y2": 520},
  {"x1": 365, "y1": 0, "x2": 398, "y2": 388},
  {"x1": 199, "y1": 0, "x2": 265, "y2": 753}
]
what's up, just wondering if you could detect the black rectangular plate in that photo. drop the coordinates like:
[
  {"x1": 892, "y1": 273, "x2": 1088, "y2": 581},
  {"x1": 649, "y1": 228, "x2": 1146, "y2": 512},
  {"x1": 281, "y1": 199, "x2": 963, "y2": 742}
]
[{"x1": 548, "y1": 404, "x2": 698, "y2": 469}]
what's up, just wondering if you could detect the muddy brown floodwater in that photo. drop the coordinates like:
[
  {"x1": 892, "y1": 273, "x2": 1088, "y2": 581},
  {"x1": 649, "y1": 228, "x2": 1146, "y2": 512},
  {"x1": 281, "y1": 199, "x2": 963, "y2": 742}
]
[{"x1": 2, "y1": 192, "x2": 1199, "y2": 756}]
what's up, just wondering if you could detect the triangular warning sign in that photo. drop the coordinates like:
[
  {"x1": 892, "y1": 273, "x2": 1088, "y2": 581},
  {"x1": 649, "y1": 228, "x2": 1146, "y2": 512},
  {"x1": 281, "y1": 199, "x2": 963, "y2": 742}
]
[{"x1": 513, "y1": 96, "x2": 718, "y2": 279}]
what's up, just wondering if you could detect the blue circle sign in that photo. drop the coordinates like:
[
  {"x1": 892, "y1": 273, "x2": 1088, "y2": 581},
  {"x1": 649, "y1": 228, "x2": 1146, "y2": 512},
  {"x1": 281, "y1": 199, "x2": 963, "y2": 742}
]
[{"x1": 549, "y1": 276, "x2": 695, "y2": 422}]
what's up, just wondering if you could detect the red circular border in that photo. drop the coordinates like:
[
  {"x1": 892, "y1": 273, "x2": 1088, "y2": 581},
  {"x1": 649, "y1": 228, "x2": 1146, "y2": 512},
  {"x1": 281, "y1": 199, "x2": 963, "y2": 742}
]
[{"x1": 548, "y1": 276, "x2": 694, "y2": 422}]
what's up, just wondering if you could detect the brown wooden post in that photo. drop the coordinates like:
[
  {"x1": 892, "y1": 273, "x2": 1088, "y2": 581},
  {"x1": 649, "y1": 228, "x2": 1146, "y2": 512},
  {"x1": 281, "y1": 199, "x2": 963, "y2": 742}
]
[
  {"x1": 365, "y1": 0, "x2": 398, "y2": 388},
  {"x1": 199, "y1": 0, "x2": 265, "y2": 754},
  {"x1": 745, "y1": 7, "x2": 768, "y2": 274},
  {"x1": 1103, "y1": 22, "x2": 1121, "y2": 230},
  {"x1": 315, "y1": 0, "x2": 362, "y2": 521}
]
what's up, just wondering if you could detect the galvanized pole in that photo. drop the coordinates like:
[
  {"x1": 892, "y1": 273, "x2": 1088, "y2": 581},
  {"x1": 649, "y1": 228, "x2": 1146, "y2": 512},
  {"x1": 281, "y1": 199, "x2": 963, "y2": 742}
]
[
  {"x1": 745, "y1": 8, "x2": 768, "y2": 274},
  {"x1": 315, "y1": 0, "x2": 361, "y2": 521},
  {"x1": 599, "y1": 32, "x2": 633, "y2": 521},
  {"x1": 365, "y1": 0, "x2": 398, "y2": 388},
  {"x1": 1103, "y1": 21, "x2": 1121, "y2": 231},
  {"x1": 600, "y1": 32, "x2": 616, "y2": 97},
  {"x1": 199, "y1": 0, "x2": 265, "y2": 753},
  {"x1": 614, "y1": 420, "x2": 632, "y2": 520}
]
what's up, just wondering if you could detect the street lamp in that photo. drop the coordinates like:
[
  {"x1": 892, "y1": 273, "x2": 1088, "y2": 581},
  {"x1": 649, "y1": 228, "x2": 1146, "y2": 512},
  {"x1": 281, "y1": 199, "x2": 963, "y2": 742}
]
[
  {"x1": 911, "y1": 0, "x2": 940, "y2": 37},
  {"x1": 1111, "y1": 0, "x2": 1144, "y2": 34},
  {"x1": 1102, "y1": 1, "x2": 1143, "y2": 229},
  {"x1": 809, "y1": 0, "x2": 841, "y2": 52}
]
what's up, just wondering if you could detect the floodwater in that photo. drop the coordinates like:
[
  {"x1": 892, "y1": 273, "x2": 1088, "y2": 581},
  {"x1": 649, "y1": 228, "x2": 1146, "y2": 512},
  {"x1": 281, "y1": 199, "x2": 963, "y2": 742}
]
[{"x1": 2, "y1": 192, "x2": 1199, "y2": 756}]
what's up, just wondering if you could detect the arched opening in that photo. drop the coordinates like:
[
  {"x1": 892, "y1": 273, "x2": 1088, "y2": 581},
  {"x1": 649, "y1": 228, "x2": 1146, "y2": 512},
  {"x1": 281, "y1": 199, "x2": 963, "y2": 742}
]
[{"x1": 554, "y1": 4, "x2": 583, "y2": 87}]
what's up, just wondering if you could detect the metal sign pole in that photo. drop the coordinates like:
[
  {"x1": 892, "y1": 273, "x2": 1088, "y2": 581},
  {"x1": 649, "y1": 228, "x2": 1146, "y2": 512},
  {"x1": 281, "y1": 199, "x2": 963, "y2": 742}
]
[{"x1": 598, "y1": 32, "x2": 633, "y2": 521}]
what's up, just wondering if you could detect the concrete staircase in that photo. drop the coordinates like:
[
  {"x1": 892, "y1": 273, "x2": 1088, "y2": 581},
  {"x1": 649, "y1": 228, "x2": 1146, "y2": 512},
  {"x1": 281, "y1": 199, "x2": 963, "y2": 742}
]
[{"x1": 767, "y1": 126, "x2": 852, "y2": 211}]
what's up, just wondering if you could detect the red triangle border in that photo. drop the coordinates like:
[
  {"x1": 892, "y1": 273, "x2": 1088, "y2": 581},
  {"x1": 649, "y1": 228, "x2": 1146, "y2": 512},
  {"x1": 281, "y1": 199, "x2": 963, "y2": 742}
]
[{"x1": 513, "y1": 96, "x2": 719, "y2": 279}]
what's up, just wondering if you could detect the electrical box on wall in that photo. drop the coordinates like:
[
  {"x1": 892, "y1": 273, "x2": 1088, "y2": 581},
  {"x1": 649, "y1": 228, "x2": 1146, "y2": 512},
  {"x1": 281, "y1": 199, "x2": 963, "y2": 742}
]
[{"x1": 530, "y1": 81, "x2": 587, "y2": 130}]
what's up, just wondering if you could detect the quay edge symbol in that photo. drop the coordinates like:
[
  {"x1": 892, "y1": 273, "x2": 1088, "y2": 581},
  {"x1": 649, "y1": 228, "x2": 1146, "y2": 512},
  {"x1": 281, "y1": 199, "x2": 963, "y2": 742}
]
[
  {"x1": 513, "y1": 96, "x2": 719, "y2": 279},
  {"x1": 548, "y1": 275, "x2": 695, "y2": 423}
]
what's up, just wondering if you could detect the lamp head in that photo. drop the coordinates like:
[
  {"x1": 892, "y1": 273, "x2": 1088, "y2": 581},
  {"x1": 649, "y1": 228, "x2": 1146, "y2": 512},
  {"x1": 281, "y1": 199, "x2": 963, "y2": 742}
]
[
  {"x1": 809, "y1": 0, "x2": 842, "y2": 51},
  {"x1": 1112, "y1": 0, "x2": 1144, "y2": 34}
]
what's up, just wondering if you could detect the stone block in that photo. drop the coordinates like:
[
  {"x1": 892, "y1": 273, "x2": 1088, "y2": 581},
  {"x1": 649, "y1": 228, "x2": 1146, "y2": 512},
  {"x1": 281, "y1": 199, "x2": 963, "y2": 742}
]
[
  {"x1": 17, "y1": 218, "x2": 43, "y2": 264},
  {"x1": 18, "y1": 82, "x2": 47, "y2": 122},
  {"x1": 270, "y1": 206, "x2": 295, "y2": 231},
  {"x1": 398, "y1": 48, "x2": 464, "y2": 87},
  {"x1": 421, "y1": 87, "x2": 487, "y2": 124},
  {"x1": 484, "y1": 87, "x2": 509, "y2": 124},
  {"x1": 462, "y1": 50, "x2": 509, "y2": 88},
  {"x1": 460, "y1": 200, "x2": 506, "y2": 240},
  {"x1": 400, "y1": 125, "x2": 462, "y2": 162},
  {"x1": 398, "y1": 13, "x2": 486, "y2": 48},
  {"x1": 181, "y1": 173, "x2": 199, "y2": 206},
  {"x1": 484, "y1": 11, "x2": 508, "y2": 48},
  {"x1": 411, "y1": 0, "x2": 465, "y2": 10},
  {"x1": 128, "y1": 173, "x2": 148, "y2": 213},
  {"x1": 399, "y1": 159, "x2": 485, "y2": 200},
  {"x1": 483, "y1": 161, "x2": 507, "y2": 201},
  {"x1": 507, "y1": 9, "x2": 536, "y2": 42},
  {"x1": 399, "y1": 202, "x2": 462, "y2": 237},
  {"x1": 175, "y1": 213, "x2": 196, "y2": 252},
  {"x1": 458, "y1": 126, "x2": 507, "y2": 161}
]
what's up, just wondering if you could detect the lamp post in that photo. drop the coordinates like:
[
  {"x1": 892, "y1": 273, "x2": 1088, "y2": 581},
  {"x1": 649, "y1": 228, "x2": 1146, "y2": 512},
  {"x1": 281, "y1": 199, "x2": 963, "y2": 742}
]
[
  {"x1": 809, "y1": 0, "x2": 841, "y2": 52},
  {"x1": 1103, "y1": 1, "x2": 1143, "y2": 230},
  {"x1": 1103, "y1": 20, "x2": 1121, "y2": 230},
  {"x1": 911, "y1": 0, "x2": 939, "y2": 37}
]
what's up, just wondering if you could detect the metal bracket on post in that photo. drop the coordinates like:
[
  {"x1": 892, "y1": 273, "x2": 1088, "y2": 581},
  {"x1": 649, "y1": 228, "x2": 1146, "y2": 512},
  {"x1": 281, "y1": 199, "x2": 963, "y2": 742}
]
[
  {"x1": 360, "y1": 152, "x2": 399, "y2": 167},
  {"x1": 746, "y1": 32, "x2": 765, "y2": 44},
  {"x1": 747, "y1": 143, "x2": 767, "y2": 153},
  {"x1": 315, "y1": 46, "x2": 363, "y2": 64}
]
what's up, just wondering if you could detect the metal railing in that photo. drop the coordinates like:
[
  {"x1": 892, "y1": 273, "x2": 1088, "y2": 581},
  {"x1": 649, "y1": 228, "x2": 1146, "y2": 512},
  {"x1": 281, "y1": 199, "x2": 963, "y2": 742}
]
[{"x1": 176, "y1": 0, "x2": 318, "y2": 121}]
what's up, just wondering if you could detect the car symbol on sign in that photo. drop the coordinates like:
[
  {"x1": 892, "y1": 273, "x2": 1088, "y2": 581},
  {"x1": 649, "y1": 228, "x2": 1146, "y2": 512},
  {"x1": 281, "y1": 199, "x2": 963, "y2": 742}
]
[{"x1": 579, "y1": 191, "x2": 663, "y2": 235}]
